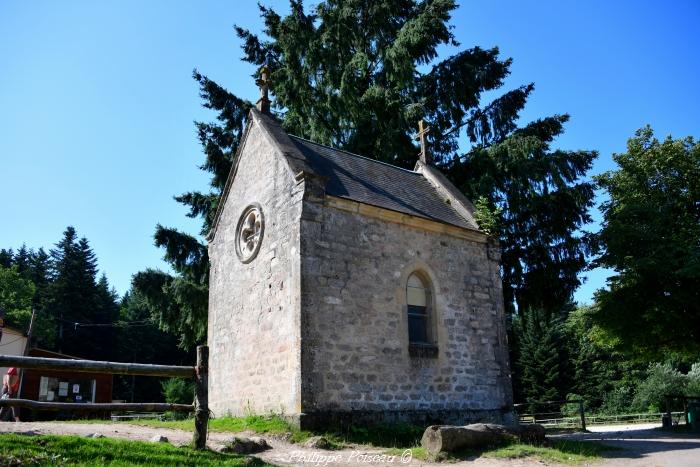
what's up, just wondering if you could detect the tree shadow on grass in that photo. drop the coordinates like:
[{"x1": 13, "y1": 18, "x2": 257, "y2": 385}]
[
  {"x1": 434, "y1": 439, "x2": 622, "y2": 463},
  {"x1": 0, "y1": 433, "x2": 273, "y2": 466}
]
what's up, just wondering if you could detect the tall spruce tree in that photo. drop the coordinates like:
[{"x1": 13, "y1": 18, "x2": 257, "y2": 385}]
[
  {"x1": 48, "y1": 227, "x2": 119, "y2": 359},
  {"x1": 113, "y1": 290, "x2": 193, "y2": 402},
  {"x1": 136, "y1": 0, "x2": 595, "y2": 346},
  {"x1": 514, "y1": 308, "x2": 565, "y2": 410},
  {"x1": 0, "y1": 249, "x2": 13, "y2": 268}
]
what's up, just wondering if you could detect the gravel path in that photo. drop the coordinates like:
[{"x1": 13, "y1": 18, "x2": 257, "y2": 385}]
[
  {"x1": 0, "y1": 421, "x2": 698, "y2": 466},
  {"x1": 555, "y1": 424, "x2": 700, "y2": 467}
]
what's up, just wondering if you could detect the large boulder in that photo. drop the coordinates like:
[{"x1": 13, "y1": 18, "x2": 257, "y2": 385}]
[
  {"x1": 221, "y1": 436, "x2": 271, "y2": 454},
  {"x1": 421, "y1": 423, "x2": 545, "y2": 456},
  {"x1": 303, "y1": 436, "x2": 332, "y2": 449}
]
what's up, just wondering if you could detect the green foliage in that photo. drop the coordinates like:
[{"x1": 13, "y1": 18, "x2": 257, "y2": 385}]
[
  {"x1": 592, "y1": 126, "x2": 700, "y2": 357},
  {"x1": 631, "y1": 363, "x2": 687, "y2": 413},
  {"x1": 473, "y1": 196, "x2": 501, "y2": 235},
  {"x1": 117, "y1": 414, "x2": 420, "y2": 448},
  {"x1": 481, "y1": 439, "x2": 618, "y2": 463},
  {"x1": 0, "y1": 246, "x2": 54, "y2": 346},
  {"x1": 1, "y1": 228, "x2": 188, "y2": 387},
  {"x1": 560, "y1": 394, "x2": 582, "y2": 417},
  {"x1": 124, "y1": 414, "x2": 313, "y2": 444},
  {"x1": 513, "y1": 308, "x2": 565, "y2": 409},
  {"x1": 455, "y1": 131, "x2": 595, "y2": 314},
  {"x1": 132, "y1": 269, "x2": 208, "y2": 349},
  {"x1": 46, "y1": 227, "x2": 120, "y2": 359},
  {"x1": 112, "y1": 291, "x2": 192, "y2": 403},
  {"x1": 563, "y1": 306, "x2": 621, "y2": 410},
  {"x1": 0, "y1": 265, "x2": 35, "y2": 330},
  {"x1": 160, "y1": 378, "x2": 195, "y2": 405},
  {"x1": 0, "y1": 434, "x2": 259, "y2": 466},
  {"x1": 598, "y1": 385, "x2": 636, "y2": 415},
  {"x1": 687, "y1": 363, "x2": 700, "y2": 396},
  {"x1": 332, "y1": 423, "x2": 424, "y2": 448}
]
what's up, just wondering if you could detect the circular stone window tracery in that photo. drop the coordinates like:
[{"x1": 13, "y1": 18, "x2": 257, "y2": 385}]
[{"x1": 235, "y1": 204, "x2": 264, "y2": 263}]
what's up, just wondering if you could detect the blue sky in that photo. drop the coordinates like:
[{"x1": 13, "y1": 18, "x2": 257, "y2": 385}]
[{"x1": 1, "y1": 0, "x2": 698, "y2": 304}]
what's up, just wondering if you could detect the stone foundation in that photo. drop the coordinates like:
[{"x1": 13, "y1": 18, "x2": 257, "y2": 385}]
[{"x1": 290, "y1": 407, "x2": 517, "y2": 431}]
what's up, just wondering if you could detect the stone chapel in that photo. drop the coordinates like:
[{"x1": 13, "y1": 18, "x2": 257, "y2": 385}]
[{"x1": 207, "y1": 76, "x2": 513, "y2": 429}]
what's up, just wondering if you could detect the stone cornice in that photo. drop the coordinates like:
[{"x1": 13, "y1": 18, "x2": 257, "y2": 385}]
[{"x1": 324, "y1": 196, "x2": 489, "y2": 244}]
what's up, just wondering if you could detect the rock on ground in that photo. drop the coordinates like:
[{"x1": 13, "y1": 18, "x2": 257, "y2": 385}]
[
  {"x1": 303, "y1": 436, "x2": 332, "y2": 449},
  {"x1": 221, "y1": 436, "x2": 271, "y2": 454}
]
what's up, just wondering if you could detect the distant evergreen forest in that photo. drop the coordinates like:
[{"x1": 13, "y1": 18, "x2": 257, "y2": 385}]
[{"x1": 0, "y1": 226, "x2": 192, "y2": 403}]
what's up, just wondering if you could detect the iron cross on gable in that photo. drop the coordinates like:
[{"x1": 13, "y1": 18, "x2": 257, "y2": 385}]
[{"x1": 414, "y1": 119, "x2": 432, "y2": 165}]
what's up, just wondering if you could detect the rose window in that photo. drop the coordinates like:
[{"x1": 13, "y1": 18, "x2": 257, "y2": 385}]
[{"x1": 235, "y1": 204, "x2": 264, "y2": 263}]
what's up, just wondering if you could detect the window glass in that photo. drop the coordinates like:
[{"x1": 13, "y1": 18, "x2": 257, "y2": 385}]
[
  {"x1": 407, "y1": 273, "x2": 431, "y2": 344},
  {"x1": 407, "y1": 274, "x2": 427, "y2": 306},
  {"x1": 38, "y1": 376, "x2": 96, "y2": 403}
]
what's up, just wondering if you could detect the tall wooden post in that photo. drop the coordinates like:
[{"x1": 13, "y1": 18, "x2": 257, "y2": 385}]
[
  {"x1": 662, "y1": 396, "x2": 673, "y2": 428},
  {"x1": 578, "y1": 401, "x2": 587, "y2": 431},
  {"x1": 18, "y1": 308, "x2": 37, "y2": 400},
  {"x1": 193, "y1": 345, "x2": 209, "y2": 450}
]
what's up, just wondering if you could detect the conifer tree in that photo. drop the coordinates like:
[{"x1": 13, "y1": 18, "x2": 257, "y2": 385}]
[
  {"x1": 113, "y1": 290, "x2": 192, "y2": 402},
  {"x1": 0, "y1": 249, "x2": 13, "y2": 268},
  {"x1": 136, "y1": 0, "x2": 595, "y2": 345},
  {"x1": 48, "y1": 226, "x2": 116, "y2": 358},
  {"x1": 13, "y1": 245, "x2": 32, "y2": 278},
  {"x1": 28, "y1": 248, "x2": 51, "y2": 308},
  {"x1": 514, "y1": 308, "x2": 564, "y2": 411}
]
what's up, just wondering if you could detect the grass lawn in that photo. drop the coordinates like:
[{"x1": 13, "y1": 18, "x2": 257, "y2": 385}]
[
  {"x1": 74, "y1": 415, "x2": 424, "y2": 449},
  {"x1": 482, "y1": 439, "x2": 621, "y2": 463},
  {"x1": 390, "y1": 439, "x2": 619, "y2": 463},
  {"x1": 67, "y1": 415, "x2": 622, "y2": 464},
  {"x1": 0, "y1": 433, "x2": 272, "y2": 466}
]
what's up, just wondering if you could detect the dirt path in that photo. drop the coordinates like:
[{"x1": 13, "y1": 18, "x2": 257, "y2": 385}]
[
  {"x1": 0, "y1": 421, "x2": 698, "y2": 466},
  {"x1": 555, "y1": 425, "x2": 700, "y2": 467}
]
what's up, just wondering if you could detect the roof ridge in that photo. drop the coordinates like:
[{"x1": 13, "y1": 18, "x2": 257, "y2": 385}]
[{"x1": 287, "y1": 135, "x2": 420, "y2": 175}]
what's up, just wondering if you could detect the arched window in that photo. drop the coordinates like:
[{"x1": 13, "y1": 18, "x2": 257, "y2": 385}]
[{"x1": 406, "y1": 273, "x2": 433, "y2": 344}]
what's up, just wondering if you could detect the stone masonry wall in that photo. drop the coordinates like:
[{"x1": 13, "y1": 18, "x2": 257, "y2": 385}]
[
  {"x1": 208, "y1": 120, "x2": 304, "y2": 417},
  {"x1": 299, "y1": 199, "x2": 513, "y2": 427}
]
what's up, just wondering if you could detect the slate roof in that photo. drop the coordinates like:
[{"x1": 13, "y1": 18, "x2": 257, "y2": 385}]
[{"x1": 288, "y1": 136, "x2": 474, "y2": 230}]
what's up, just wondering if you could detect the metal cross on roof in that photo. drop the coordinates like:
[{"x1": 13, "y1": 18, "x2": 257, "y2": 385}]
[
  {"x1": 255, "y1": 65, "x2": 272, "y2": 114},
  {"x1": 414, "y1": 119, "x2": 432, "y2": 165}
]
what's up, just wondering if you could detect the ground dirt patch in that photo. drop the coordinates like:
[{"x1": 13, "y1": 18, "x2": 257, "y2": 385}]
[{"x1": 0, "y1": 421, "x2": 697, "y2": 466}]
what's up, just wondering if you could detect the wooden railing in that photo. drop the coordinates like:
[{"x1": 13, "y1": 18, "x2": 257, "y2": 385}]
[
  {"x1": 514, "y1": 399, "x2": 587, "y2": 430},
  {"x1": 0, "y1": 345, "x2": 209, "y2": 450}
]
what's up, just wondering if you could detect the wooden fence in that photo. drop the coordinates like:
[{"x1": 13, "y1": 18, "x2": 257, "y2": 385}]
[
  {"x1": 0, "y1": 345, "x2": 209, "y2": 450},
  {"x1": 514, "y1": 399, "x2": 587, "y2": 430}
]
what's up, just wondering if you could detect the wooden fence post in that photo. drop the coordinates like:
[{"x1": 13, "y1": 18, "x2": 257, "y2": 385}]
[
  {"x1": 193, "y1": 345, "x2": 209, "y2": 450},
  {"x1": 578, "y1": 401, "x2": 587, "y2": 431}
]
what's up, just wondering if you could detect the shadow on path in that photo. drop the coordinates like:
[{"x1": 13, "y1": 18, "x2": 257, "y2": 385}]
[{"x1": 556, "y1": 426, "x2": 700, "y2": 463}]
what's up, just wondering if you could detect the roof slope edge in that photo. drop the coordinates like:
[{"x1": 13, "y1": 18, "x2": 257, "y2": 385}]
[{"x1": 414, "y1": 160, "x2": 480, "y2": 231}]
